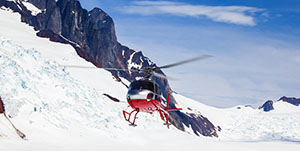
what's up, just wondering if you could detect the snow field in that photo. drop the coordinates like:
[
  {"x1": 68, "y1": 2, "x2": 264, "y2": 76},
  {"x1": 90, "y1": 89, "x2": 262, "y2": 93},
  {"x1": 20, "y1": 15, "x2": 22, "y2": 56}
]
[
  {"x1": 175, "y1": 93, "x2": 300, "y2": 141},
  {"x1": 0, "y1": 8, "x2": 177, "y2": 141},
  {"x1": 1, "y1": 6, "x2": 300, "y2": 151}
]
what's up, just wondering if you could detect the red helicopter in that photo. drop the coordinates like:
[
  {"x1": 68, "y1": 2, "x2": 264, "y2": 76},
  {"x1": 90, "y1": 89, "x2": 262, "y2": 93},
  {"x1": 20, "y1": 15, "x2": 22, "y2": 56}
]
[
  {"x1": 65, "y1": 55, "x2": 212, "y2": 128},
  {"x1": 123, "y1": 79, "x2": 181, "y2": 128},
  {"x1": 121, "y1": 55, "x2": 212, "y2": 128}
]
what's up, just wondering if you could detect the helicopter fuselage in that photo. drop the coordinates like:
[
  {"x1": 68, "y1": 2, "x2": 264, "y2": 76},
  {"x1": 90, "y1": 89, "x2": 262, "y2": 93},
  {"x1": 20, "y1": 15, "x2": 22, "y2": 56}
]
[
  {"x1": 127, "y1": 89, "x2": 163, "y2": 113},
  {"x1": 126, "y1": 79, "x2": 163, "y2": 112},
  {"x1": 123, "y1": 79, "x2": 182, "y2": 127}
]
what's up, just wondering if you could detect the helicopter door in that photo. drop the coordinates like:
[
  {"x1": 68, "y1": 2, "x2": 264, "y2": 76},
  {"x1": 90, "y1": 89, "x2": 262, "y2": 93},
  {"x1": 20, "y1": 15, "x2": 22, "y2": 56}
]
[{"x1": 153, "y1": 83, "x2": 161, "y2": 101}]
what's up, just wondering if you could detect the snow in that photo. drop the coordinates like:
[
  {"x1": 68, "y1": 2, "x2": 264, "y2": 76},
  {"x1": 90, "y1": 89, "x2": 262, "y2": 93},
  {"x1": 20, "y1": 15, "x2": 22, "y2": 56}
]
[
  {"x1": 22, "y1": 1, "x2": 42, "y2": 16},
  {"x1": 122, "y1": 49, "x2": 125, "y2": 57},
  {"x1": 0, "y1": 114, "x2": 20, "y2": 140},
  {"x1": 272, "y1": 101, "x2": 300, "y2": 113},
  {"x1": 0, "y1": 7, "x2": 180, "y2": 147},
  {"x1": 127, "y1": 52, "x2": 143, "y2": 70},
  {"x1": 175, "y1": 93, "x2": 300, "y2": 141},
  {"x1": 1, "y1": 6, "x2": 300, "y2": 151},
  {"x1": 0, "y1": 6, "x2": 13, "y2": 12}
]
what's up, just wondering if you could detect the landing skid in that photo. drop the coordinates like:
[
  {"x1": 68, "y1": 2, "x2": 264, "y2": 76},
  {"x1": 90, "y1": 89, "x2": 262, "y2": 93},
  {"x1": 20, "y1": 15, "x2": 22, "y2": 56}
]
[
  {"x1": 160, "y1": 93, "x2": 182, "y2": 128},
  {"x1": 164, "y1": 123, "x2": 172, "y2": 125},
  {"x1": 129, "y1": 123, "x2": 137, "y2": 127},
  {"x1": 163, "y1": 123, "x2": 172, "y2": 126},
  {"x1": 122, "y1": 93, "x2": 182, "y2": 128},
  {"x1": 158, "y1": 109, "x2": 170, "y2": 128},
  {"x1": 123, "y1": 109, "x2": 139, "y2": 126}
]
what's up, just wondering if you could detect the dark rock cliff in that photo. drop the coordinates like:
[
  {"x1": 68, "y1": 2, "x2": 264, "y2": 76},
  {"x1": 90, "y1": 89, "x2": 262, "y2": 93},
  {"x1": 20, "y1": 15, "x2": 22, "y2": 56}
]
[{"x1": 0, "y1": 0, "x2": 218, "y2": 137}]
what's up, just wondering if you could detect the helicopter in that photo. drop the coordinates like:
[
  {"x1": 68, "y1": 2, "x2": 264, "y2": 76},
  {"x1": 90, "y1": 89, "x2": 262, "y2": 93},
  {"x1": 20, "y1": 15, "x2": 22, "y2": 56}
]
[{"x1": 64, "y1": 55, "x2": 212, "y2": 128}]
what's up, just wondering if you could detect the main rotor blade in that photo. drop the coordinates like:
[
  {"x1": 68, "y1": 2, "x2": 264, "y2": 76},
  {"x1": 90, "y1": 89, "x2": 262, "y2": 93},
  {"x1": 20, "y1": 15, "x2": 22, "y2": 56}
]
[
  {"x1": 152, "y1": 72, "x2": 168, "y2": 79},
  {"x1": 153, "y1": 72, "x2": 178, "y2": 80},
  {"x1": 61, "y1": 65, "x2": 97, "y2": 69},
  {"x1": 61, "y1": 65, "x2": 136, "y2": 72},
  {"x1": 158, "y1": 55, "x2": 213, "y2": 69}
]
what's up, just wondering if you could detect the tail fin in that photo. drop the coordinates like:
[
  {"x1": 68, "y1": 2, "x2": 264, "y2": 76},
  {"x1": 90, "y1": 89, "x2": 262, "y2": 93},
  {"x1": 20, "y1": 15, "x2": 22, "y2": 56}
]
[{"x1": 164, "y1": 93, "x2": 182, "y2": 111}]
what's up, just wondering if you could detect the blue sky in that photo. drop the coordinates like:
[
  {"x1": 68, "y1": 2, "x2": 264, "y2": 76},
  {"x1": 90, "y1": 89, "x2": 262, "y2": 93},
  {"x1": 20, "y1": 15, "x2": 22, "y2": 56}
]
[{"x1": 78, "y1": 0, "x2": 300, "y2": 108}]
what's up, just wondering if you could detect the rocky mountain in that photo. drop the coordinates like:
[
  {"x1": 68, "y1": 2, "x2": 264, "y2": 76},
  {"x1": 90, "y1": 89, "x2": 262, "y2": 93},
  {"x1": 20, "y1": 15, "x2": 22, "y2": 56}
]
[
  {"x1": 258, "y1": 100, "x2": 274, "y2": 112},
  {"x1": 0, "y1": 0, "x2": 218, "y2": 137},
  {"x1": 259, "y1": 96, "x2": 300, "y2": 112},
  {"x1": 279, "y1": 96, "x2": 300, "y2": 106}
]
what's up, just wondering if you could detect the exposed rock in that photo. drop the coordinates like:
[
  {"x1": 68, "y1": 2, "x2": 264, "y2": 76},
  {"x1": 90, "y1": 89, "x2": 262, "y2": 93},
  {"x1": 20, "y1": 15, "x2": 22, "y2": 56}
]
[
  {"x1": 36, "y1": 29, "x2": 68, "y2": 44},
  {"x1": 169, "y1": 111, "x2": 218, "y2": 137},
  {"x1": 0, "y1": 96, "x2": 5, "y2": 114},
  {"x1": 279, "y1": 96, "x2": 300, "y2": 106},
  {"x1": 259, "y1": 100, "x2": 274, "y2": 112},
  {"x1": 103, "y1": 93, "x2": 120, "y2": 102},
  {"x1": 245, "y1": 105, "x2": 254, "y2": 108},
  {"x1": 46, "y1": 6, "x2": 62, "y2": 34}
]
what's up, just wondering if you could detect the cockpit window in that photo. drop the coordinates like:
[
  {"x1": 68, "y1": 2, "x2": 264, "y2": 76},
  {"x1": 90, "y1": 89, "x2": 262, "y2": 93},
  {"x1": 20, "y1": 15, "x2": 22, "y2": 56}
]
[{"x1": 129, "y1": 81, "x2": 154, "y2": 92}]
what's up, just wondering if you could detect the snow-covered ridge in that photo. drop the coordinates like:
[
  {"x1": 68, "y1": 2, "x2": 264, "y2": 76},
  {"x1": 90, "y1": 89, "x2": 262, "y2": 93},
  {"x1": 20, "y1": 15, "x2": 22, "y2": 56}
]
[
  {"x1": 21, "y1": 1, "x2": 42, "y2": 16},
  {"x1": 3, "y1": 0, "x2": 42, "y2": 16}
]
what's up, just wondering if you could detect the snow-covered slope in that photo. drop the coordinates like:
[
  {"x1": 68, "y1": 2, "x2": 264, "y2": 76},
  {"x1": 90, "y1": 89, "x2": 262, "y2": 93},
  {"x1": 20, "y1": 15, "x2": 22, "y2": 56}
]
[
  {"x1": 0, "y1": 7, "x2": 122, "y2": 139},
  {"x1": 0, "y1": 7, "x2": 170, "y2": 140},
  {"x1": 175, "y1": 93, "x2": 300, "y2": 141},
  {"x1": 1, "y1": 6, "x2": 300, "y2": 151}
]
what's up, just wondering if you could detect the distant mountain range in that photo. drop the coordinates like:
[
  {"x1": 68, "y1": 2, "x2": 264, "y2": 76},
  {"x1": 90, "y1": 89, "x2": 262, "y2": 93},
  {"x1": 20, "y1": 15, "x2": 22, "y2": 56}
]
[{"x1": 259, "y1": 96, "x2": 300, "y2": 112}]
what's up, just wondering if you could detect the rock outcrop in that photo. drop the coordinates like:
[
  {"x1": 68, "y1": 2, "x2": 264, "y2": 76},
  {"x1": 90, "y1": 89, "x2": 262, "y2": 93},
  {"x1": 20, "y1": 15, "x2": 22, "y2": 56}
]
[{"x1": 259, "y1": 100, "x2": 274, "y2": 112}]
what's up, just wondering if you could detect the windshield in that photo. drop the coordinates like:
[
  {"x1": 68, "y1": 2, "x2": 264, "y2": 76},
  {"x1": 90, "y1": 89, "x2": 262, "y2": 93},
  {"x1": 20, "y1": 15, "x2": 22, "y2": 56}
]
[{"x1": 129, "y1": 81, "x2": 154, "y2": 92}]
